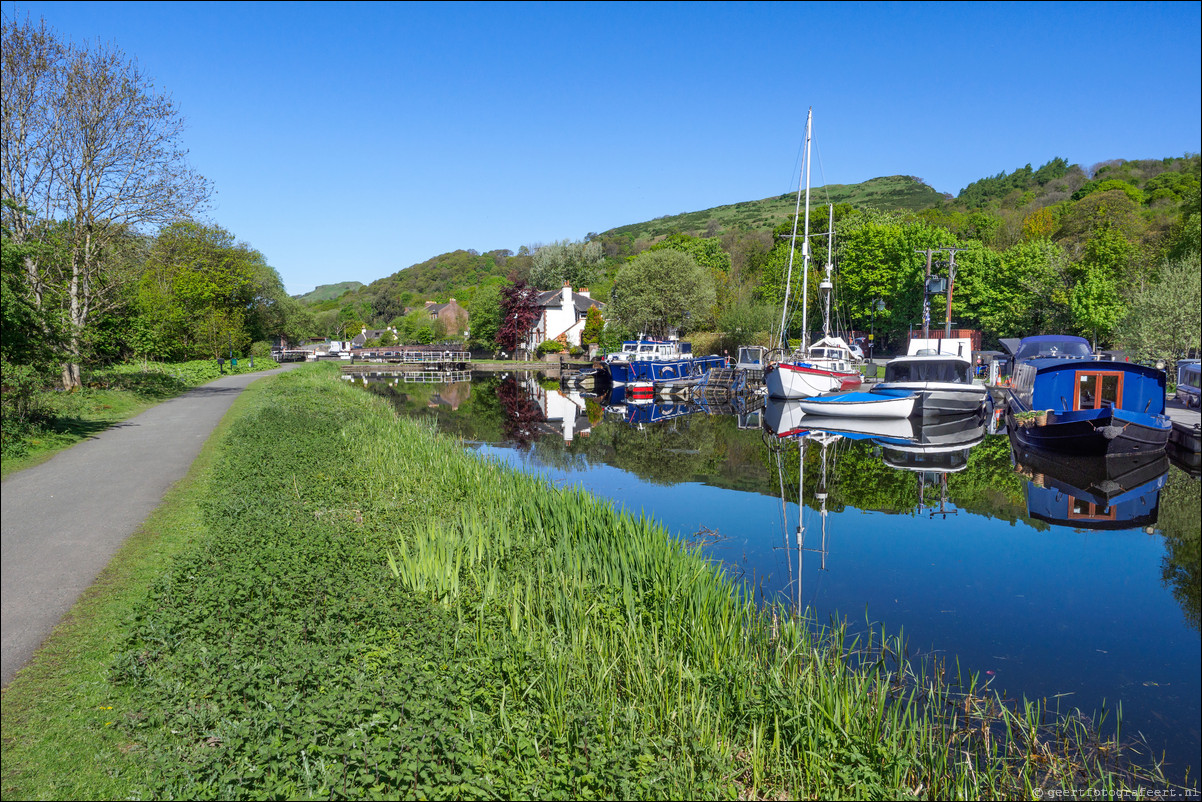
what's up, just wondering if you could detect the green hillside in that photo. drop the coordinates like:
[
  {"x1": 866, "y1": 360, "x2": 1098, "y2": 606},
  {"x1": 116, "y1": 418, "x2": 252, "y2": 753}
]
[
  {"x1": 603, "y1": 176, "x2": 948, "y2": 241},
  {"x1": 295, "y1": 281, "x2": 364, "y2": 303}
]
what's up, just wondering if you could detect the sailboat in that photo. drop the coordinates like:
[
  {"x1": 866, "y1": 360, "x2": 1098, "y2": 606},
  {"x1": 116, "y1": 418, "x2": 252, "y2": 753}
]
[{"x1": 764, "y1": 109, "x2": 863, "y2": 400}]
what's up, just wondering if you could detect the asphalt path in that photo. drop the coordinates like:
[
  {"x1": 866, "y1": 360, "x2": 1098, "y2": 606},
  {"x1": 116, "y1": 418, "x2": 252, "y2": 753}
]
[{"x1": 1, "y1": 363, "x2": 299, "y2": 688}]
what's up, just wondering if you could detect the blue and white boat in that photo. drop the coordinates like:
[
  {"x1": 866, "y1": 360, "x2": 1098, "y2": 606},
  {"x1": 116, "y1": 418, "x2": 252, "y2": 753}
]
[
  {"x1": 794, "y1": 389, "x2": 917, "y2": 419},
  {"x1": 1010, "y1": 433, "x2": 1169, "y2": 530},
  {"x1": 602, "y1": 339, "x2": 725, "y2": 386},
  {"x1": 1004, "y1": 335, "x2": 1170, "y2": 455}
]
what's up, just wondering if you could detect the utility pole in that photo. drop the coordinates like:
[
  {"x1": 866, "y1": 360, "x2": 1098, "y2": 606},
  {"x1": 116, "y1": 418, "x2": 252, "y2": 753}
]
[
  {"x1": 915, "y1": 249, "x2": 934, "y2": 339},
  {"x1": 943, "y1": 248, "x2": 966, "y2": 338}
]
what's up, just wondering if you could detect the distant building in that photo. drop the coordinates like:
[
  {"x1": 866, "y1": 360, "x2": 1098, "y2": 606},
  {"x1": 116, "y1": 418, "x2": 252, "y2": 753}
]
[
  {"x1": 351, "y1": 326, "x2": 399, "y2": 348},
  {"x1": 424, "y1": 298, "x2": 469, "y2": 335},
  {"x1": 523, "y1": 282, "x2": 604, "y2": 353}
]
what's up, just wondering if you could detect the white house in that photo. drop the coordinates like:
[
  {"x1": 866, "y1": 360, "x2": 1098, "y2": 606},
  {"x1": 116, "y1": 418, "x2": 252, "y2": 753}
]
[{"x1": 522, "y1": 282, "x2": 604, "y2": 353}]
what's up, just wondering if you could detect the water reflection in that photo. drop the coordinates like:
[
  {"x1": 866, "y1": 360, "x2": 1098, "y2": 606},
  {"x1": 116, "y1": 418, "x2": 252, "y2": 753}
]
[{"x1": 356, "y1": 371, "x2": 1200, "y2": 785}]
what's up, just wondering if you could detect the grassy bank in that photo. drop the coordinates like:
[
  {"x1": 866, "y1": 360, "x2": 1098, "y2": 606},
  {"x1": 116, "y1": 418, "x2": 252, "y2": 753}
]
[
  {"x1": 1, "y1": 364, "x2": 1175, "y2": 798},
  {"x1": 0, "y1": 359, "x2": 275, "y2": 479}
]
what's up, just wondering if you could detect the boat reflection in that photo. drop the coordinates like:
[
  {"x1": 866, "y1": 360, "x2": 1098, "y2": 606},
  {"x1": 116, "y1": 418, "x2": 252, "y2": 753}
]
[
  {"x1": 1008, "y1": 431, "x2": 1168, "y2": 530},
  {"x1": 599, "y1": 384, "x2": 762, "y2": 429},
  {"x1": 768, "y1": 429, "x2": 844, "y2": 611}
]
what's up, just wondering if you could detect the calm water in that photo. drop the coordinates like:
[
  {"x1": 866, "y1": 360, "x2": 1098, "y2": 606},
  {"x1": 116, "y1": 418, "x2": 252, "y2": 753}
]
[{"x1": 352, "y1": 370, "x2": 1200, "y2": 786}]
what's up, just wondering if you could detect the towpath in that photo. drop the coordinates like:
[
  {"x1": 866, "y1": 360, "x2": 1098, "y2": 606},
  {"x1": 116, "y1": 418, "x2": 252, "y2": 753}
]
[{"x1": 1, "y1": 364, "x2": 298, "y2": 687}]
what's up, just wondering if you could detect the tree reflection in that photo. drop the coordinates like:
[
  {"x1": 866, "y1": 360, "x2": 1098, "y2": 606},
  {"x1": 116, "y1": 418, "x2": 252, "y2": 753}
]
[{"x1": 1159, "y1": 471, "x2": 1201, "y2": 633}]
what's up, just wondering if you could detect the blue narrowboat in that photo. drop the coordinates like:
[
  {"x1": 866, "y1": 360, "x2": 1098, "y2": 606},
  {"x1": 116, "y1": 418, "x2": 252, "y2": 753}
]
[
  {"x1": 1005, "y1": 335, "x2": 1170, "y2": 455},
  {"x1": 602, "y1": 340, "x2": 725, "y2": 386}
]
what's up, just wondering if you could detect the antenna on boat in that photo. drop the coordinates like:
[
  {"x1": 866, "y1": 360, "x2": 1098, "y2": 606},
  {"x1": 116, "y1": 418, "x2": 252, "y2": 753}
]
[{"x1": 820, "y1": 203, "x2": 834, "y2": 339}]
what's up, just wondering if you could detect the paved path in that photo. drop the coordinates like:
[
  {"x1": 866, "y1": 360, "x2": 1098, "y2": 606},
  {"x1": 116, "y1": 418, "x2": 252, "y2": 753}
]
[{"x1": 1, "y1": 364, "x2": 297, "y2": 687}]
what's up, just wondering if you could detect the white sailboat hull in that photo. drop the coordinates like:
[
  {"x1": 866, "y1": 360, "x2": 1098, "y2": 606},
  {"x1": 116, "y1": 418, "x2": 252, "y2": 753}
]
[{"x1": 765, "y1": 361, "x2": 862, "y2": 399}]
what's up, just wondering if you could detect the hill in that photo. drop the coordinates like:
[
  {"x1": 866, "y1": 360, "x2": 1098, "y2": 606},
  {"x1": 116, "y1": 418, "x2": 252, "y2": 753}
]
[
  {"x1": 603, "y1": 176, "x2": 948, "y2": 241},
  {"x1": 295, "y1": 282, "x2": 364, "y2": 303}
]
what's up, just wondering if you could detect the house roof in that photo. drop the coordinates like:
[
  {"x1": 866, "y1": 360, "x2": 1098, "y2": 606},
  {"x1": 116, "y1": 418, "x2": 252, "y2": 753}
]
[{"x1": 535, "y1": 289, "x2": 605, "y2": 313}]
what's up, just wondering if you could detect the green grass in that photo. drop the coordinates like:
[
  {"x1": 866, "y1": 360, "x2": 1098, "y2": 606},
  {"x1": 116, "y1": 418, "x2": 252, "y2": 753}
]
[
  {"x1": 1, "y1": 359, "x2": 275, "y2": 480},
  {"x1": 1, "y1": 363, "x2": 1183, "y2": 799},
  {"x1": 0, "y1": 384, "x2": 245, "y2": 799}
]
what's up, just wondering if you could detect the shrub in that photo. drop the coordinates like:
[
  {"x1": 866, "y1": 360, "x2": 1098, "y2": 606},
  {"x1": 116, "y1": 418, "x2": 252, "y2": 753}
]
[{"x1": 535, "y1": 339, "x2": 565, "y2": 356}]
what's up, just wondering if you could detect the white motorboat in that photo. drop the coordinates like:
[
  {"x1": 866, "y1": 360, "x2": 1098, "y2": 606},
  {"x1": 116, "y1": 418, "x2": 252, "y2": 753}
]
[
  {"x1": 795, "y1": 390, "x2": 916, "y2": 419},
  {"x1": 875, "y1": 353, "x2": 989, "y2": 416}
]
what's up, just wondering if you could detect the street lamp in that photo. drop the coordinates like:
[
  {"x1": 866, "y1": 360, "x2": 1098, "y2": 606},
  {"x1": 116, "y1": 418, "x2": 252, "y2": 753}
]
[{"x1": 870, "y1": 298, "x2": 885, "y2": 361}]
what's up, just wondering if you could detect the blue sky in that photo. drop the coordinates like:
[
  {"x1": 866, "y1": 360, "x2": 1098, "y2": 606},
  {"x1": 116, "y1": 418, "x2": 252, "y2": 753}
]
[{"x1": 5, "y1": 1, "x2": 1200, "y2": 294}]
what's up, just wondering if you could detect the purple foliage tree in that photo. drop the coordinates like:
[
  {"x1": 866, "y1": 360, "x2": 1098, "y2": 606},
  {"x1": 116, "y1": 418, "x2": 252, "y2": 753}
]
[{"x1": 496, "y1": 281, "x2": 542, "y2": 355}]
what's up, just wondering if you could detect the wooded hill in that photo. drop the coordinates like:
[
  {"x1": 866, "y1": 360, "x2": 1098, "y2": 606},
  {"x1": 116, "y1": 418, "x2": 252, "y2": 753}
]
[{"x1": 302, "y1": 154, "x2": 1199, "y2": 359}]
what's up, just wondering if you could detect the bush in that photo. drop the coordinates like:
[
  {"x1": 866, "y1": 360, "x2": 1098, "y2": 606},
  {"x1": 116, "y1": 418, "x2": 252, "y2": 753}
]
[
  {"x1": 0, "y1": 359, "x2": 52, "y2": 423},
  {"x1": 535, "y1": 339, "x2": 565, "y2": 356},
  {"x1": 250, "y1": 340, "x2": 273, "y2": 359}
]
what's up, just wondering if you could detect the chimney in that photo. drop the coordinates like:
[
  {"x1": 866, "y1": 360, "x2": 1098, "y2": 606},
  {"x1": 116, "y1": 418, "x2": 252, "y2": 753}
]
[
  {"x1": 578, "y1": 287, "x2": 590, "y2": 298},
  {"x1": 562, "y1": 281, "x2": 571, "y2": 307}
]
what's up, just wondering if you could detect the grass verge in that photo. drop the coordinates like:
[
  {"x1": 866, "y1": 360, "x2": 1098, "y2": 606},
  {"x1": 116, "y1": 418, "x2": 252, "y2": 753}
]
[
  {"x1": 2, "y1": 363, "x2": 1185, "y2": 799},
  {"x1": 1, "y1": 372, "x2": 255, "y2": 799},
  {"x1": 1, "y1": 359, "x2": 276, "y2": 480}
]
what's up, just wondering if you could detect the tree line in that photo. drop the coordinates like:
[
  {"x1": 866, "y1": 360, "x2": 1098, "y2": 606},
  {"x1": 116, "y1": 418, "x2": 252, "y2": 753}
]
[{"x1": 2, "y1": 16, "x2": 313, "y2": 415}]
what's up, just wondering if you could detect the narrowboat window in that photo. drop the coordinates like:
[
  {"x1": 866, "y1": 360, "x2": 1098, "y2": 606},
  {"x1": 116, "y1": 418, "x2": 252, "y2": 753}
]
[{"x1": 1075, "y1": 371, "x2": 1124, "y2": 410}]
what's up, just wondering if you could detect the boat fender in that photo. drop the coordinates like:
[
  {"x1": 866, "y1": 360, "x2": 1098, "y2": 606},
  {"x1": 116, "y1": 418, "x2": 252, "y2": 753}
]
[{"x1": 1100, "y1": 424, "x2": 1127, "y2": 440}]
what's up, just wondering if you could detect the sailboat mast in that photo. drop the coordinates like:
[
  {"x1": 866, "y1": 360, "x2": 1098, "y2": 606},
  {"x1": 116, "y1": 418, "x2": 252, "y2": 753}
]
[
  {"x1": 778, "y1": 113, "x2": 810, "y2": 351},
  {"x1": 800, "y1": 109, "x2": 813, "y2": 353},
  {"x1": 822, "y1": 204, "x2": 834, "y2": 339}
]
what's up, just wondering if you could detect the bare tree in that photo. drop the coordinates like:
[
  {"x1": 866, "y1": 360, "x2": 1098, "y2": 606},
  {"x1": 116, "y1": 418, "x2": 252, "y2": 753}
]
[
  {"x1": 1, "y1": 14, "x2": 65, "y2": 310},
  {"x1": 1, "y1": 15, "x2": 210, "y2": 387}
]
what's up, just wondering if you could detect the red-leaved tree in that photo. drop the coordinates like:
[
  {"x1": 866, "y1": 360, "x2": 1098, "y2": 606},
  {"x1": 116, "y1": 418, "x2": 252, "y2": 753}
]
[{"x1": 496, "y1": 281, "x2": 542, "y2": 355}]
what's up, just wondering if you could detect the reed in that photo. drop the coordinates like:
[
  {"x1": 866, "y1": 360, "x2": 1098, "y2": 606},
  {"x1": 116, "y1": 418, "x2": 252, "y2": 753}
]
[{"x1": 98, "y1": 365, "x2": 1176, "y2": 799}]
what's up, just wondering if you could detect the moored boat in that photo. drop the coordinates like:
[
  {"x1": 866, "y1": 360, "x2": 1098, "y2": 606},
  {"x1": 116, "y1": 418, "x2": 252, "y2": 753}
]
[
  {"x1": 1004, "y1": 335, "x2": 1170, "y2": 455},
  {"x1": 795, "y1": 390, "x2": 916, "y2": 419},
  {"x1": 875, "y1": 353, "x2": 989, "y2": 416},
  {"x1": 763, "y1": 109, "x2": 863, "y2": 399},
  {"x1": 598, "y1": 339, "x2": 724, "y2": 387}
]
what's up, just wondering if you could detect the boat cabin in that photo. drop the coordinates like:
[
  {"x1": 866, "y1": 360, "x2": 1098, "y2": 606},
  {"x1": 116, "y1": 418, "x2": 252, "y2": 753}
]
[
  {"x1": 1176, "y1": 359, "x2": 1200, "y2": 408},
  {"x1": 1012, "y1": 335, "x2": 1092, "y2": 363},
  {"x1": 1009, "y1": 358, "x2": 1166, "y2": 416},
  {"x1": 883, "y1": 356, "x2": 973, "y2": 384}
]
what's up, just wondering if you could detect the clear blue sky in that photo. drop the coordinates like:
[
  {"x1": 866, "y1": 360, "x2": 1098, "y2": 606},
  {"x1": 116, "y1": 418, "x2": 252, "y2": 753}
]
[{"x1": 5, "y1": 1, "x2": 1201, "y2": 294}]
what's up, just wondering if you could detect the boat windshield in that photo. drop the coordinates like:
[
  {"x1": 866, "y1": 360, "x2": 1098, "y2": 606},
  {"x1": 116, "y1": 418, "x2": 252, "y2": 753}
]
[
  {"x1": 1015, "y1": 338, "x2": 1091, "y2": 360},
  {"x1": 884, "y1": 359, "x2": 971, "y2": 383},
  {"x1": 639, "y1": 344, "x2": 656, "y2": 353}
]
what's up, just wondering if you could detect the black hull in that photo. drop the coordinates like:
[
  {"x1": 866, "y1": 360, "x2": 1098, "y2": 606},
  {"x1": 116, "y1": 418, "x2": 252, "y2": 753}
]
[{"x1": 1005, "y1": 409, "x2": 1170, "y2": 456}]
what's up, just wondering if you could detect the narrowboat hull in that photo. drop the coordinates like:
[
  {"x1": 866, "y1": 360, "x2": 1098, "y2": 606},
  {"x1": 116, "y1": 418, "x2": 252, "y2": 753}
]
[{"x1": 1005, "y1": 403, "x2": 1171, "y2": 456}]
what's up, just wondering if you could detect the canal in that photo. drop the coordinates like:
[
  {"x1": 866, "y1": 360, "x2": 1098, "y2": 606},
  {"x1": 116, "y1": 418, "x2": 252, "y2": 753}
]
[{"x1": 350, "y1": 369, "x2": 1200, "y2": 787}]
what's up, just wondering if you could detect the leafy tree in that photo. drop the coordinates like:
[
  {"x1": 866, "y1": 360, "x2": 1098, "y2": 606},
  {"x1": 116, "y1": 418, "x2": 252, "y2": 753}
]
[
  {"x1": 581, "y1": 306, "x2": 604, "y2": 347},
  {"x1": 496, "y1": 281, "x2": 541, "y2": 354},
  {"x1": 827, "y1": 216, "x2": 951, "y2": 347},
  {"x1": 1, "y1": 16, "x2": 210, "y2": 387},
  {"x1": 648, "y1": 234, "x2": 732, "y2": 324},
  {"x1": 1070, "y1": 264, "x2": 1125, "y2": 348},
  {"x1": 134, "y1": 222, "x2": 282, "y2": 359},
  {"x1": 1114, "y1": 254, "x2": 1201, "y2": 368},
  {"x1": 610, "y1": 249, "x2": 715, "y2": 339},
  {"x1": 468, "y1": 281, "x2": 503, "y2": 350},
  {"x1": 1022, "y1": 207, "x2": 1056, "y2": 240},
  {"x1": 1054, "y1": 190, "x2": 1145, "y2": 258},
  {"x1": 529, "y1": 239, "x2": 604, "y2": 290}
]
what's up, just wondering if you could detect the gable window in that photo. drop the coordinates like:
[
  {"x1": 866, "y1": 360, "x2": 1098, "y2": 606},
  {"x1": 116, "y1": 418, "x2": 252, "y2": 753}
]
[{"x1": 1075, "y1": 371, "x2": 1123, "y2": 410}]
